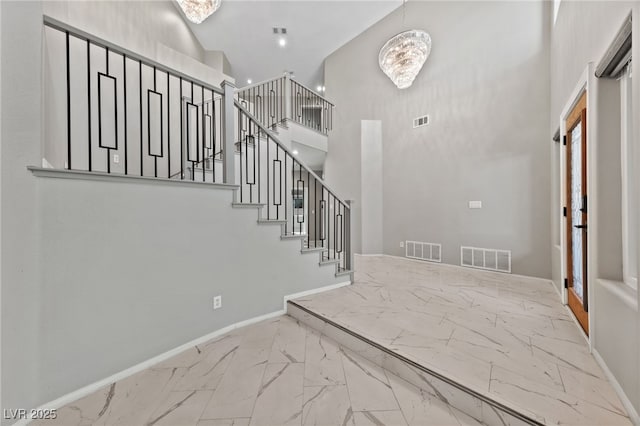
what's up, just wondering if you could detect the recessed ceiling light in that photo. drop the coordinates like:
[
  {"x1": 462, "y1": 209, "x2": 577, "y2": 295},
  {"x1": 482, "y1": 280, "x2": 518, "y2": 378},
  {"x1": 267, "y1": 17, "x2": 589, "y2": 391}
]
[
  {"x1": 292, "y1": 149, "x2": 299, "y2": 155},
  {"x1": 247, "y1": 79, "x2": 252, "y2": 84},
  {"x1": 322, "y1": 86, "x2": 326, "y2": 92},
  {"x1": 279, "y1": 37, "x2": 287, "y2": 47}
]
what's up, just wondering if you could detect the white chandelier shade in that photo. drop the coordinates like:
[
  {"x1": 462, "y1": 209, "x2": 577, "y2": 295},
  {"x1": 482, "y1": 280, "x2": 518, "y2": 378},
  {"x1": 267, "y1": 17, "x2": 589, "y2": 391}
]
[
  {"x1": 379, "y1": 30, "x2": 432, "y2": 89},
  {"x1": 177, "y1": 0, "x2": 222, "y2": 24}
]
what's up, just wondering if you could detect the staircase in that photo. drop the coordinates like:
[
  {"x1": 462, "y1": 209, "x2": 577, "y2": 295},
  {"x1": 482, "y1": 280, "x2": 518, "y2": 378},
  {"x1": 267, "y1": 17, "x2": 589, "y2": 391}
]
[{"x1": 41, "y1": 17, "x2": 352, "y2": 280}]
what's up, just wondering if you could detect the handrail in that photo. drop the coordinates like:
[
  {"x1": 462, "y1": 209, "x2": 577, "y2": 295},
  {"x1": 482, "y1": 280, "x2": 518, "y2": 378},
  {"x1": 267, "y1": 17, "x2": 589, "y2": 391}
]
[
  {"x1": 44, "y1": 16, "x2": 224, "y2": 95},
  {"x1": 234, "y1": 99, "x2": 349, "y2": 209},
  {"x1": 290, "y1": 79, "x2": 334, "y2": 108},
  {"x1": 236, "y1": 75, "x2": 285, "y2": 92}
]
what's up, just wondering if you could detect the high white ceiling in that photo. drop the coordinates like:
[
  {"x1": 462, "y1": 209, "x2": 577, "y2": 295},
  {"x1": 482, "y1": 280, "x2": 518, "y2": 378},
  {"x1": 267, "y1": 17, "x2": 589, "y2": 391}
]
[{"x1": 185, "y1": 0, "x2": 401, "y2": 89}]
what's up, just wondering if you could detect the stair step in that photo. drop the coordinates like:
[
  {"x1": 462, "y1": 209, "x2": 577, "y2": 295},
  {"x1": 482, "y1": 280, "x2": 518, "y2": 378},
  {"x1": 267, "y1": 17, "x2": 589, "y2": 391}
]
[
  {"x1": 335, "y1": 269, "x2": 353, "y2": 277},
  {"x1": 281, "y1": 234, "x2": 307, "y2": 240},
  {"x1": 232, "y1": 203, "x2": 265, "y2": 209},
  {"x1": 319, "y1": 258, "x2": 340, "y2": 266},
  {"x1": 301, "y1": 247, "x2": 325, "y2": 254},
  {"x1": 287, "y1": 301, "x2": 541, "y2": 426},
  {"x1": 257, "y1": 219, "x2": 287, "y2": 225}
]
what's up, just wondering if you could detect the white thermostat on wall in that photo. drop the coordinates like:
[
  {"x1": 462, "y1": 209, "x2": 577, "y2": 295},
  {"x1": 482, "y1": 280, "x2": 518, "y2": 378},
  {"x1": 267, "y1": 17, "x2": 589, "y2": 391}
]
[{"x1": 468, "y1": 201, "x2": 482, "y2": 209}]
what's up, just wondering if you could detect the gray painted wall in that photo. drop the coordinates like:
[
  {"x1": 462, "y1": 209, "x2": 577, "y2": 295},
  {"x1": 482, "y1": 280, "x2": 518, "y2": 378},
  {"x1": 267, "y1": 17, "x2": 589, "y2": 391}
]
[
  {"x1": 550, "y1": 1, "x2": 640, "y2": 419},
  {"x1": 324, "y1": 1, "x2": 551, "y2": 278},
  {"x1": 35, "y1": 175, "x2": 341, "y2": 407},
  {"x1": 0, "y1": 1, "x2": 338, "y2": 422}
]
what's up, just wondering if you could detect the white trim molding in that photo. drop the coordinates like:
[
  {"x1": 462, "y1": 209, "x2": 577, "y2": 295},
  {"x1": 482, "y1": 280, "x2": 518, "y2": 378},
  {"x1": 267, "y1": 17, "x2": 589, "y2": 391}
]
[{"x1": 592, "y1": 349, "x2": 640, "y2": 426}]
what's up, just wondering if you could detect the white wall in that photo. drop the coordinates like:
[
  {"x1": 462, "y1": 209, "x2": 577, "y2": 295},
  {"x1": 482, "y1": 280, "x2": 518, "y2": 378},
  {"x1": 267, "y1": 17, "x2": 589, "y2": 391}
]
[
  {"x1": 324, "y1": 1, "x2": 551, "y2": 277},
  {"x1": 550, "y1": 1, "x2": 640, "y2": 420}
]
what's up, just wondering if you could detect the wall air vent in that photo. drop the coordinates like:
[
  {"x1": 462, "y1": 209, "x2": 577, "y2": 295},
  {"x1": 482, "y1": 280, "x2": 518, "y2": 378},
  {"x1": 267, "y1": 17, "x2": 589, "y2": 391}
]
[
  {"x1": 460, "y1": 246, "x2": 511, "y2": 273},
  {"x1": 406, "y1": 240, "x2": 441, "y2": 263},
  {"x1": 273, "y1": 27, "x2": 288, "y2": 35},
  {"x1": 413, "y1": 115, "x2": 430, "y2": 128}
]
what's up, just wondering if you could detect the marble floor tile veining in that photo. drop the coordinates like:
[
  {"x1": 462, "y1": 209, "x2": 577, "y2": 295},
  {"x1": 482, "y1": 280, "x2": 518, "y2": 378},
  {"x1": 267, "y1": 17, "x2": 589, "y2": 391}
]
[
  {"x1": 33, "y1": 314, "x2": 476, "y2": 426},
  {"x1": 291, "y1": 255, "x2": 632, "y2": 426}
]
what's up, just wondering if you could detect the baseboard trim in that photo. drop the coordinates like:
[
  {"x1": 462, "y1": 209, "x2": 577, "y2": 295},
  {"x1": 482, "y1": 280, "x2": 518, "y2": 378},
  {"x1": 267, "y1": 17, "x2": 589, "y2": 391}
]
[
  {"x1": 18, "y1": 309, "x2": 284, "y2": 425},
  {"x1": 19, "y1": 281, "x2": 351, "y2": 425},
  {"x1": 592, "y1": 349, "x2": 640, "y2": 426},
  {"x1": 283, "y1": 280, "x2": 351, "y2": 310},
  {"x1": 380, "y1": 254, "x2": 552, "y2": 286}
]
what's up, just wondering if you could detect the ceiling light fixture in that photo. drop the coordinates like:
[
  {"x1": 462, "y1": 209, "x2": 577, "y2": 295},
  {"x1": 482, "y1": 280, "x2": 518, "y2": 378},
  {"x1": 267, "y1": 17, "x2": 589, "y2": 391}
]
[
  {"x1": 379, "y1": 29, "x2": 431, "y2": 89},
  {"x1": 247, "y1": 79, "x2": 252, "y2": 84},
  {"x1": 292, "y1": 149, "x2": 299, "y2": 155},
  {"x1": 378, "y1": 1, "x2": 431, "y2": 89},
  {"x1": 316, "y1": 85, "x2": 322, "y2": 92},
  {"x1": 279, "y1": 37, "x2": 287, "y2": 47},
  {"x1": 177, "y1": 0, "x2": 221, "y2": 24}
]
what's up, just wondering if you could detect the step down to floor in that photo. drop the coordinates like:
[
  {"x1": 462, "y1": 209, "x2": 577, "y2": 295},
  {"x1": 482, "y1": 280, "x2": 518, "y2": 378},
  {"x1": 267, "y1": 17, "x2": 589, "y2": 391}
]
[{"x1": 287, "y1": 300, "x2": 541, "y2": 426}]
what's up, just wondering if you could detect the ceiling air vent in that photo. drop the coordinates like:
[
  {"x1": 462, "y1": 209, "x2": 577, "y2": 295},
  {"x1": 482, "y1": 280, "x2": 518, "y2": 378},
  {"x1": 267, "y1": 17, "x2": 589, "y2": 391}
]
[
  {"x1": 273, "y1": 27, "x2": 287, "y2": 35},
  {"x1": 413, "y1": 115, "x2": 429, "y2": 128}
]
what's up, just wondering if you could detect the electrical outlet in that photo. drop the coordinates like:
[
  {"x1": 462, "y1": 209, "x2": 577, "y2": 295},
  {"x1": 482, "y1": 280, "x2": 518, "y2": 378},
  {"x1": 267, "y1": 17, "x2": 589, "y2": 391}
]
[
  {"x1": 213, "y1": 295, "x2": 222, "y2": 310},
  {"x1": 113, "y1": 154, "x2": 120, "y2": 164},
  {"x1": 400, "y1": 241, "x2": 405, "y2": 248}
]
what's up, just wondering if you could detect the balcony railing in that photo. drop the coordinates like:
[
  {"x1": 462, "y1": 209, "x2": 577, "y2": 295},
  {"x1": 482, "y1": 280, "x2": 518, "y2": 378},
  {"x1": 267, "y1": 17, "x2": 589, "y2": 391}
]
[
  {"x1": 235, "y1": 76, "x2": 334, "y2": 135},
  {"x1": 42, "y1": 17, "x2": 351, "y2": 274},
  {"x1": 44, "y1": 17, "x2": 225, "y2": 183}
]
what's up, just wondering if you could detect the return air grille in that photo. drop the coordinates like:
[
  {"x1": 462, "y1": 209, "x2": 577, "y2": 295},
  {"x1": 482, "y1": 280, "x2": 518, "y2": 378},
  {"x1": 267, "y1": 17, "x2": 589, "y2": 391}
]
[
  {"x1": 460, "y1": 246, "x2": 511, "y2": 273},
  {"x1": 406, "y1": 240, "x2": 441, "y2": 263}
]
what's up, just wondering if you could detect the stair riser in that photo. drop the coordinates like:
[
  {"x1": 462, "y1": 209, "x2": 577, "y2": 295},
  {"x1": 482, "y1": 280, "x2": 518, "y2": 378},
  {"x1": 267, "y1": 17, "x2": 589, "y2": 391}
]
[{"x1": 287, "y1": 301, "x2": 540, "y2": 426}]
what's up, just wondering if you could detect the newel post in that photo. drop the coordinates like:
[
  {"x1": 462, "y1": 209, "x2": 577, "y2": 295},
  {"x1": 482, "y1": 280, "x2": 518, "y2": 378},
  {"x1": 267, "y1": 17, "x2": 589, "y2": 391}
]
[
  {"x1": 221, "y1": 80, "x2": 236, "y2": 185},
  {"x1": 284, "y1": 72, "x2": 292, "y2": 123},
  {"x1": 346, "y1": 199, "x2": 355, "y2": 281}
]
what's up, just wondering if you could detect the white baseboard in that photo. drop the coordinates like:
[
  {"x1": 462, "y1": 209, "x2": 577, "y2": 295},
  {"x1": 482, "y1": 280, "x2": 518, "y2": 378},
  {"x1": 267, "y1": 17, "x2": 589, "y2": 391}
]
[
  {"x1": 592, "y1": 349, "x2": 640, "y2": 426},
  {"x1": 381, "y1": 254, "x2": 553, "y2": 286},
  {"x1": 283, "y1": 280, "x2": 351, "y2": 310},
  {"x1": 19, "y1": 281, "x2": 351, "y2": 425}
]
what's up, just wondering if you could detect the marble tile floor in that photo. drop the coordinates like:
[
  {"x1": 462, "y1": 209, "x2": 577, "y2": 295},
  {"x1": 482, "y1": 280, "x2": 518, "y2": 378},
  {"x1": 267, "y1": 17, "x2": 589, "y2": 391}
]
[
  {"x1": 32, "y1": 315, "x2": 482, "y2": 426},
  {"x1": 290, "y1": 255, "x2": 632, "y2": 426}
]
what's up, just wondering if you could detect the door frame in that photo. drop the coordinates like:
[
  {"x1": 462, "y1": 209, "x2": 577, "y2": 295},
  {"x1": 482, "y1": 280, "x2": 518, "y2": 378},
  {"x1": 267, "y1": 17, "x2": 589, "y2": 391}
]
[{"x1": 559, "y1": 63, "x2": 595, "y2": 346}]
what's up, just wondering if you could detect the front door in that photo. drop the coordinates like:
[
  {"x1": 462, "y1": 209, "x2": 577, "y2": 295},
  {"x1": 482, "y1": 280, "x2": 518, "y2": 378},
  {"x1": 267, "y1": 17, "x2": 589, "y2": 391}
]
[{"x1": 565, "y1": 92, "x2": 589, "y2": 335}]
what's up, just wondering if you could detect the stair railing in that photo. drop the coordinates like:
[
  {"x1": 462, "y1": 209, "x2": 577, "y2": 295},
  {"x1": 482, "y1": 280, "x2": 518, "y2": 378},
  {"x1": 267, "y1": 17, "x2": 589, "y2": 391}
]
[
  {"x1": 43, "y1": 17, "x2": 228, "y2": 184},
  {"x1": 235, "y1": 75, "x2": 334, "y2": 136},
  {"x1": 234, "y1": 100, "x2": 351, "y2": 273}
]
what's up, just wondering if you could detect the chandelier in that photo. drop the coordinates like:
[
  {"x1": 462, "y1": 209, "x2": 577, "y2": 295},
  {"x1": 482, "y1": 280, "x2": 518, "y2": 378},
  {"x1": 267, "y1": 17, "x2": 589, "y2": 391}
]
[
  {"x1": 177, "y1": 0, "x2": 222, "y2": 24},
  {"x1": 379, "y1": 30, "x2": 432, "y2": 89}
]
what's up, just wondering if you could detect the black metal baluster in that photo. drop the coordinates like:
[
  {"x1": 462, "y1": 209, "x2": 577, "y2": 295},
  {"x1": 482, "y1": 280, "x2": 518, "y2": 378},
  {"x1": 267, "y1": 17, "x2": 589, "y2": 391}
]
[
  {"x1": 239, "y1": 109, "x2": 243, "y2": 202},
  {"x1": 190, "y1": 81, "x2": 195, "y2": 181},
  {"x1": 212, "y1": 91, "x2": 216, "y2": 182},
  {"x1": 179, "y1": 77, "x2": 183, "y2": 180},
  {"x1": 284, "y1": 154, "x2": 288, "y2": 234},
  {"x1": 106, "y1": 47, "x2": 111, "y2": 174},
  {"x1": 87, "y1": 39, "x2": 93, "y2": 172},
  {"x1": 123, "y1": 56, "x2": 128, "y2": 175},
  {"x1": 266, "y1": 132, "x2": 270, "y2": 218},
  {"x1": 167, "y1": 72, "x2": 171, "y2": 179},
  {"x1": 66, "y1": 31, "x2": 71, "y2": 170},
  {"x1": 139, "y1": 61, "x2": 143, "y2": 176},
  {"x1": 153, "y1": 66, "x2": 158, "y2": 177},
  {"x1": 201, "y1": 85, "x2": 205, "y2": 182}
]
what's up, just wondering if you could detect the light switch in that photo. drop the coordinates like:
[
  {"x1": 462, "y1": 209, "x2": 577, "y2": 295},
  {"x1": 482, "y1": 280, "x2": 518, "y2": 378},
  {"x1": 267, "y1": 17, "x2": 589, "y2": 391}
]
[{"x1": 468, "y1": 201, "x2": 482, "y2": 209}]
